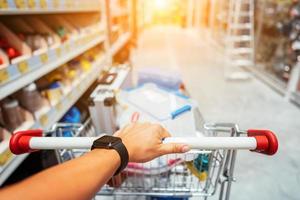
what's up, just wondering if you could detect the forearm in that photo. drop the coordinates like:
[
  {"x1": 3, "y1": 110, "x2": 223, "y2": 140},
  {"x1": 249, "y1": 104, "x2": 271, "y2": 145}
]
[{"x1": 0, "y1": 149, "x2": 120, "y2": 200}]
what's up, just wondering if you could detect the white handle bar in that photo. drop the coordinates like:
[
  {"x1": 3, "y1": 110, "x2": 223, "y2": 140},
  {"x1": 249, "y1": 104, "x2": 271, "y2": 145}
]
[
  {"x1": 9, "y1": 129, "x2": 278, "y2": 155},
  {"x1": 28, "y1": 136, "x2": 256, "y2": 150}
]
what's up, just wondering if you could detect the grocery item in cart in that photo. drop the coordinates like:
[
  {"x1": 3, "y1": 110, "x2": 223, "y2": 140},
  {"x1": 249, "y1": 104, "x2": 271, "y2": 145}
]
[
  {"x1": 117, "y1": 84, "x2": 200, "y2": 136},
  {"x1": 137, "y1": 67, "x2": 182, "y2": 90},
  {"x1": 116, "y1": 84, "x2": 204, "y2": 183},
  {"x1": 89, "y1": 88, "x2": 117, "y2": 135},
  {"x1": 186, "y1": 154, "x2": 209, "y2": 181}
]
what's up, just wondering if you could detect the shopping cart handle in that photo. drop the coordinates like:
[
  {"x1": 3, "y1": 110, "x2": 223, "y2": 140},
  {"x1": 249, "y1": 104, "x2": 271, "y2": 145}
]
[
  {"x1": 247, "y1": 129, "x2": 278, "y2": 155},
  {"x1": 10, "y1": 130, "x2": 43, "y2": 155}
]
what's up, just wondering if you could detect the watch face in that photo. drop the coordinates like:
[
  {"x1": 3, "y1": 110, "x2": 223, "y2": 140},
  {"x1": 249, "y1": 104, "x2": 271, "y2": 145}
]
[{"x1": 96, "y1": 135, "x2": 121, "y2": 148}]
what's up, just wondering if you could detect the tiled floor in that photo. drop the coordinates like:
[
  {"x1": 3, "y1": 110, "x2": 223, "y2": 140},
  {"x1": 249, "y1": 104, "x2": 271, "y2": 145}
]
[{"x1": 129, "y1": 26, "x2": 300, "y2": 200}]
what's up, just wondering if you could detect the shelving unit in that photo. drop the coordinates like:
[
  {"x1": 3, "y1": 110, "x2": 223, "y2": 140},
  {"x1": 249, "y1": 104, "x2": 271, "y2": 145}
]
[
  {"x1": 245, "y1": 65, "x2": 287, "y2": 95},
  {"x1": 0, "y1": 54, "x2": 107, "y2": 185},
  {"x1": 0, "y1": 0, "x2": 101, "y2": 14},
  {"x1": 0, "y1": 32, "x2": 106, "y2": 100},
  {"x1": 0, "y1": 0, "x2": 133, "y2": 185},
  {"x1": 190, "y1": 0, "x2": 300, "y2": 107},
  {"x1": 110, "y1": 32, "x2": 131, "y2": 56}
]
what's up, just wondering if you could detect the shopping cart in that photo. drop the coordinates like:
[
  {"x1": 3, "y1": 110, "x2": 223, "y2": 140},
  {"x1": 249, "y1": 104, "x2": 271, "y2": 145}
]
[{"x1": 9, "y1": 119, "x2": 278, "y2": 200}]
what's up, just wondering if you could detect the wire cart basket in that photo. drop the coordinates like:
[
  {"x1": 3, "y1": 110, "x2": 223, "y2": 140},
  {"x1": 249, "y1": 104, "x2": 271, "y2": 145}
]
[{"x1": 10, "y1": 119, "x2": 278, "y2": 200}]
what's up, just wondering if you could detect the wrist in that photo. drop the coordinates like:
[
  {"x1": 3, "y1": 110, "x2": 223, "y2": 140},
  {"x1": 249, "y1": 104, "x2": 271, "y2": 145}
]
[
  {"x1": 91, "y1": 135, "x2": 129, "y2": 175},
  {"x1": 92, "y1": 149, "x2": 121, "y2": 166}
]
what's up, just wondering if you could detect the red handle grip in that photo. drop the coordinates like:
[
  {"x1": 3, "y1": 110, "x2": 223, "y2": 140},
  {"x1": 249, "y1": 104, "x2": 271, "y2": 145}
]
[
  {"x1": 247, "y1": 129, "x2": 278, "y2": 155},
  {"x1": 10, "y1": 130, "x2": 43, "y2": 155}
]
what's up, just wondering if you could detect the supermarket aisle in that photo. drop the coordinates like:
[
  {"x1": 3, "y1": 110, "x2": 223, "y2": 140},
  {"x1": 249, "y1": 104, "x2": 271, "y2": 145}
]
[{"x1": 132, "y1": 26, "x2": 300, "y2": 200}]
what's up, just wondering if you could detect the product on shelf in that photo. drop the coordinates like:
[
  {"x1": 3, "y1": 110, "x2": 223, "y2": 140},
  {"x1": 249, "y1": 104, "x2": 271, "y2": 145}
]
[
  {"x1": 45, "y1": 67, "x2": 73, "y2": 89},
  {"x1": 0, "y1": 48, "x2": 8, "y2": 69},
  {"x1": 0, "y1": 36, "x2": 21, "y2": 60},
  {"x1": 0, "y1": 127, "x2": 11, "y2": 143},
  {"x1": 67, "y1": 59, "x2": 83, "y2": 76},
  {"x1": 55, "y1": 26, "x2": 69, "y2": 42},
  {"x1": 17, "y1": 83, "x2": 50, "y2": 113},
  {"x1": 255, "y1": 1, "x2": 300, "y2": 82},
  {"x1": 63, "y1": 13, "x2": 102, "y2": 35},
  {"x1": 23, "y1": 17, "x2": 62, "y2": 48},
  {"x1": 0, "y1": 21, "x2": 32, "y2": 64},
  {"x1": 60, "y1": 107, "x2": 82, "y2": 137},
  {"x1": 1, "y1": 99, "x2": 25, "y2": 131},
  {"x1": 17, "y1": 33, "x2": 45, "y2": 51},
  {"x1": 40, "y1": 16, "x2": 79, "y2": 43},
  {"x1": 61, "y1": 106, "x2": 81, "y2": 124},
  {"x1": 2, "y1": 18, "x2": 50, "y2": 53},
  {"x1": 42, "y1": 81, "x2": 64, "y2": 106},
  {"x1": 42, "y1": 33, "x2": 55, "y2": 47}
]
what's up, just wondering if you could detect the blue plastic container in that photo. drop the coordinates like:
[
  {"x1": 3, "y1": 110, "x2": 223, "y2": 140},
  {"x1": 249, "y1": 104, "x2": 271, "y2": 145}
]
[{"x1": 137, "y1": 67, "x2": 182, "y2": 91}]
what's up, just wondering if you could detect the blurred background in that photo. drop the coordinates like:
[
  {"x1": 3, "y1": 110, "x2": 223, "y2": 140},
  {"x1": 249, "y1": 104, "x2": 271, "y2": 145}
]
[{"x1": 0, "y1": 0, "x2": 299, "y2": 200}]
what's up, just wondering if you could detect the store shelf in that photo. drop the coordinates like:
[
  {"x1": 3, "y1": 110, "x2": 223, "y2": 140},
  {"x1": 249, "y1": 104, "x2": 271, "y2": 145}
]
[
  {"x1": 0, "y1": 1, "x2": 101, "y2": 15},
  {"x1": 112, "y1": 9, "x2": 129, "y2": 18},
  {"x1": 0, "y1": 152, "x2": 28, "y2": 186},
  {"x1": 0, "y1": 8, "x2": 101, "y2": 15},
  {"x1": 0, "y1": 55, "x2": 107, "y2": 185},
  {"x1": 0, "y1": 30, "x2": 106, "y2": 100},
  {"x1": 36, "y1": 55, "x2": 107, "y2": 130},
  {"x1": 245, "y1": 65, "x2": 287, "y2": 95},
  {"x1": 110, "y1": 32, "x2": 131, "y2": 56},
  {"x1": 290, "y1": 92, "x2": 300, "y2": 107}
]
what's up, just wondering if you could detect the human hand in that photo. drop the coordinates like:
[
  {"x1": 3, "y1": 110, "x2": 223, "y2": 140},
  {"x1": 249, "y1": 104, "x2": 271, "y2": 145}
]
[{"x1": 114, "y1": 123, "x2": 190, "y2": 163}]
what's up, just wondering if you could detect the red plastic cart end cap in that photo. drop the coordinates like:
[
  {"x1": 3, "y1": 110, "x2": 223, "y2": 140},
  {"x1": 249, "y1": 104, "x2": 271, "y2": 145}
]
[
  {"x1": 10, "y1": 130, "x2": 43, "y2": 155},
  {"x1": 248, "y1": 129, "x2": 278, "y2": 156}
]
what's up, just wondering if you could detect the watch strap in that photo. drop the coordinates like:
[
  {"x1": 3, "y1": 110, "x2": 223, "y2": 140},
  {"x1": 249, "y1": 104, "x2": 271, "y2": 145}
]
[
  {"x1": 112, "y1": 140, "x2": 129, "y2": 175},
  {"x1": 91, "y1": 136, "x2": 129, "y2": 176}
]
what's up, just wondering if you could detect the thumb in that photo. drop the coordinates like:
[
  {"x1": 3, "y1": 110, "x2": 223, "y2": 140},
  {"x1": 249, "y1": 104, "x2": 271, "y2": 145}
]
[{"x1": 159, "y1": 143, "x2": 190, "y2": 155}]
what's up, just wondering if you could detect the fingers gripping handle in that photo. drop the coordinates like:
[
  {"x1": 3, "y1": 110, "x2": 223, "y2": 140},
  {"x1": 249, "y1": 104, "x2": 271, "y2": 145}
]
[
  {"x1": 247, "y1": 129, "x2": 278, "y2": 155},
  {"x1": 10, "y1": 130, "x2": 43, "y2": 155}
]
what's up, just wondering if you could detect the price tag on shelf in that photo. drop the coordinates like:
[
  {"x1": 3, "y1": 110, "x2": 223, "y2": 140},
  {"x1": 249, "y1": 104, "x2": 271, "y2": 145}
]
[
  {"x1": 55, "y1": 102, "x2": 63, "y2": 112},
  {"x1": 39, "y1": 0, "x2": 47, "y2": 8},
  {"x1": 0, "y1": 68, "x2": 9, "y2": 84},
  {"x1": 39, "y1": 114, "x2": 49, "y2": 127},
  {"x1": 67, "y1": 92, "x2": 73, "y2": 102},
  {"x1": 0, "y1": 149, "x2": 13, "y2": 166},
  {"x1": 55, "y1": 48, "x2": 61, "y2": 57},
  {"x1": 53, "y1": 0, "x2": 59, "y2": 8},
  {"x1": 14, "y1": 0, "x2": 25, "y2": 9},
  {"x1": 27, "y1": 0, "x2": 35, "y2": 8},
  {"x1": 64, "y1": 0, "x2": 72, "y2": 8},
  {"x1": 75, "y1": 39, "x2": 80, "y2": 47},
  {"x1": 76, "y1": 83, "x2": 82, "y2": 92},
  {"x1": 65, "y1": 44, "x2": 70, "y2": 53},
  {"x1": 0, "y1": 0, "x2": 8, "y2": 8},
  {"x1": 40, "y1": 53, "x2": 49, "y2": 64},
  {"x1": 17, "y1": 61, "x2": 29, "y2": 74}
]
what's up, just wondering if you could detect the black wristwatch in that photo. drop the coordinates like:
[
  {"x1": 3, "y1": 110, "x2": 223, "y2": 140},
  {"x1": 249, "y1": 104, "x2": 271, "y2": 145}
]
[{"x1": 91, "y1": 135, "x2": 129, "y2": 176}]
